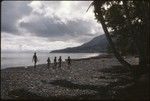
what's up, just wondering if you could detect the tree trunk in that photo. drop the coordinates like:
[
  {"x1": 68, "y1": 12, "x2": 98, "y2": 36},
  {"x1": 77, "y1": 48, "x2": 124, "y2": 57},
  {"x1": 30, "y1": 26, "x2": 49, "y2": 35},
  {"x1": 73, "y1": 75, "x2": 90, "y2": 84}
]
[{"x1": 94, "y1": 3, "x2": 132, "y2": 69}]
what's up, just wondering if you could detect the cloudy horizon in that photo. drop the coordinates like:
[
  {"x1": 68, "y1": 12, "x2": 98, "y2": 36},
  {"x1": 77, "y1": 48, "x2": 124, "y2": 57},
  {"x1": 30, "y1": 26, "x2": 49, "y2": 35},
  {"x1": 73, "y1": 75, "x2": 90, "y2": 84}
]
[{"x1": 1, "y1": 1, "x2": 104, "y2": 52}]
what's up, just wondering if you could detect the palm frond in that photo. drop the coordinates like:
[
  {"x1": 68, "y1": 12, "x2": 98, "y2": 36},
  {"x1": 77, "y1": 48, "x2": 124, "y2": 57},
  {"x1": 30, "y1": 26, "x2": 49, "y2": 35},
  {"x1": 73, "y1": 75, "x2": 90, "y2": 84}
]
[{"x1": 86, "y1": 2, "x2": 94, "y2": 13}]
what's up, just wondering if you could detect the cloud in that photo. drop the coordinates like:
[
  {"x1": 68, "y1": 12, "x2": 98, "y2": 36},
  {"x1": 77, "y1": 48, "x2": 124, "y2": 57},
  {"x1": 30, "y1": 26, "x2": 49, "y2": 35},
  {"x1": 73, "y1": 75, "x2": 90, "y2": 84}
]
[
  {"x1": 1, "y1": 1, "x2": 104, "y2": 51},
  {"x1": 1, "y1": 1, "x2": 32, "y2": 34},
  {"x1": 1, "y1": 32, "x2": 81, "y2": 51},
  {"x1": 19, "y1": 15, "x2": 96, "y2": 38},
  {"x1": 18, "y1": 1, "x2": 103, "y2": 42}
]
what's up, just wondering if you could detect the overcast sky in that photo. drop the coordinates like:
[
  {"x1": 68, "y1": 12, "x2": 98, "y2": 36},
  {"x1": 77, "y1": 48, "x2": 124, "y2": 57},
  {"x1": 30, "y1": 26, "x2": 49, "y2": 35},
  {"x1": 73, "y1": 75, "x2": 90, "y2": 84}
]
[{"x1": 1, "y1": 1, "x2": 104, "y2": 52}]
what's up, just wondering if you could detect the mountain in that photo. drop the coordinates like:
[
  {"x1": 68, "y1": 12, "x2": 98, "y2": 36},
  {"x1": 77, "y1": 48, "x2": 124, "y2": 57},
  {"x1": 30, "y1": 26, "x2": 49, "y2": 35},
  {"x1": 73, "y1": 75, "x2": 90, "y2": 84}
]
[{"x1": 50, "y1": 34, "x2": 108, "y2": 53}]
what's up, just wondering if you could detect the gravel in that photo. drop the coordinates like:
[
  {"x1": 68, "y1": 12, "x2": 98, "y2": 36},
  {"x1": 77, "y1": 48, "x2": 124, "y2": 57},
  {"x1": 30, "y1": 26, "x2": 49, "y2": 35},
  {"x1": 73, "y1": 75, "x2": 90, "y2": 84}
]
[{"x1": 1, "y1": 57, "x2": 139, "y2": 99}]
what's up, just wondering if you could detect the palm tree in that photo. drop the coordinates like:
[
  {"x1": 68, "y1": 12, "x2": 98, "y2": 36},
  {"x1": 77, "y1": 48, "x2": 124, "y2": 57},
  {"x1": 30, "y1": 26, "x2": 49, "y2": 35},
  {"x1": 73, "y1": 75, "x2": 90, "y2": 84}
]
[{"x1": 87, "y1": 1, "x2": 132, "y2": 69}]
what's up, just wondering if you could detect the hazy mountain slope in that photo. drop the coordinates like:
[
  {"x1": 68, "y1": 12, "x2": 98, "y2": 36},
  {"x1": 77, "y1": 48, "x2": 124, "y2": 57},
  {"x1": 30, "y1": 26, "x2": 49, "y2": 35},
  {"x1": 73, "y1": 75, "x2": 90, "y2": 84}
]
[{"x1": 50, "y1": 34, "x2": 108, "y2": 53}]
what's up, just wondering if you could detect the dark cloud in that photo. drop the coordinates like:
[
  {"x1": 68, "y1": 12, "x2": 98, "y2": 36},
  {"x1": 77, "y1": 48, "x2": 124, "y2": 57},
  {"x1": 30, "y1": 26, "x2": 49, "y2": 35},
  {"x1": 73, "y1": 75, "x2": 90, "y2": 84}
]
[
  {"x1": 1, "y1": 1, "x2": 32, "y2": 34},
  {"x1": 19, "y1": 14, "x2": 96, "y2": 40}
]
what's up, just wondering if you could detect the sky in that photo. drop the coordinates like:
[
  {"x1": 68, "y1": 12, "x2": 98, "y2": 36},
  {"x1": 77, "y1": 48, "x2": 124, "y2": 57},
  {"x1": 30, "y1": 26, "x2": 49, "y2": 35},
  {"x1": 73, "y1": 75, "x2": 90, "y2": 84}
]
[{"x1": 1, "y1": 1, "x2": 104, "y2": 52}]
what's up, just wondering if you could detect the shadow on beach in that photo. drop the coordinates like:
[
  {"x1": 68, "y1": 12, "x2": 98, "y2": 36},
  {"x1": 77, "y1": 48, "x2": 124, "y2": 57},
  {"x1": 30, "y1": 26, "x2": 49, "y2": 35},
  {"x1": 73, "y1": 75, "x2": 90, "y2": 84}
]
[
  {"x1": 7, "y1": 79, "x2": 111, "y2": 100},
  {"x1": 7, "y1": 88, "x2": 104, "y2": 100},
  {"x1": 7, "y1": 75, "x2": 149, "y2": 100},
  {"x1": 42, "y1": 79, "x2": 109, "y2": 94}
]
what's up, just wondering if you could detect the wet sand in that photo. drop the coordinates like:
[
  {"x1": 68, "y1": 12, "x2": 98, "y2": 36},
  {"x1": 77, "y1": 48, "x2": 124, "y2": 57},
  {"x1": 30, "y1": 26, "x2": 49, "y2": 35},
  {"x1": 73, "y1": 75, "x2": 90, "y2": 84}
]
[{"x1": 1, "y1": 56, "x2": 149, "y2": 100}]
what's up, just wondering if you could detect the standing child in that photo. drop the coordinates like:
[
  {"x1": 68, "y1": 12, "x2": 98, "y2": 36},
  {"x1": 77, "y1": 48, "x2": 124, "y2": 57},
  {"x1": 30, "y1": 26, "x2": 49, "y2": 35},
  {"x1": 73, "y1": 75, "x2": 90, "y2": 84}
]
[
  {"x1": 32, "y1": 52, "x2": 38, "y2": 68},
  {"x1": 67, "y1": 56, "x2": 71, "y2": 67},
  {"x1": 54, "y1": 57, "x2": 57, "y2": 68},
  {"x1": 47, "y1": 57, "x2": 50, "y2": 68},
  {"x1": 58, "y1": 56, "x2": 62, "y2": 68}
]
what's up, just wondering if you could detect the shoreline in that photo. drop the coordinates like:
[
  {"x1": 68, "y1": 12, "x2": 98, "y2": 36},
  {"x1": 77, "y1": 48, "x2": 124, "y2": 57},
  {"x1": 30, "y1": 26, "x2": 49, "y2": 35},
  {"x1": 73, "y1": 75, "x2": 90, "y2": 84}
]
[{"x1": 1, "y1": 53, "x2": 111, "y2": 70}]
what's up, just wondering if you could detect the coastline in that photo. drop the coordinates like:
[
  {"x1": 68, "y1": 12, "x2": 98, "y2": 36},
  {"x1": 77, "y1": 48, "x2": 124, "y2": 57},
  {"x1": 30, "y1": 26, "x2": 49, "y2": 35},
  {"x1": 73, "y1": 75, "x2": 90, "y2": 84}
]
[
  {"x1": 1, "y1": 55, "x2": 149, "y2": 100},
  {"x1": 1, "y1": 53, "x2": 110, "y2": 70}
]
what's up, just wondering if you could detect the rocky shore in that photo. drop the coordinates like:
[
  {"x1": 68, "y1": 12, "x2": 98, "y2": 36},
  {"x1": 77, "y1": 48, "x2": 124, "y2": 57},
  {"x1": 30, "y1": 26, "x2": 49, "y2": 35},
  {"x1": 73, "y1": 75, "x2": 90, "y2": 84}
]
[{"x1": 1, "y1": 56, "x2": 149, "y2": 100}]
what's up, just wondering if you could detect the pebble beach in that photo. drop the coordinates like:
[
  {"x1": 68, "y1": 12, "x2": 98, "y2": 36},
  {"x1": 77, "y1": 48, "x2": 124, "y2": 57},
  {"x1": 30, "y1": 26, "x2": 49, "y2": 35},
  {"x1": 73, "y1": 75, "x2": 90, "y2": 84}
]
[{"x1": 1, "y1": 56, "x2": 149, "y2": 100}]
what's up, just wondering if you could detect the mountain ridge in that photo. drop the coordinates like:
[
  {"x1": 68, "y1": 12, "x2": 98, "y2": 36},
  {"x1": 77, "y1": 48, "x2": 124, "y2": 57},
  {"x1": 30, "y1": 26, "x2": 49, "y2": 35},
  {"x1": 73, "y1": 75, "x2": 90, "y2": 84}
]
[{"x1": 50, "y1": 34, "x2": 108, "y2": 53}]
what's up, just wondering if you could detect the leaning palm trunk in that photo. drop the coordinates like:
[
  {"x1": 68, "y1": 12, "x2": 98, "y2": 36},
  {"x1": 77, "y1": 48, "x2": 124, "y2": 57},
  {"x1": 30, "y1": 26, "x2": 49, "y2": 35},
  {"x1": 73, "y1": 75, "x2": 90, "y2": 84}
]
[{"x1": 93, "y1": 1, "x2": 132, "y2": 69}]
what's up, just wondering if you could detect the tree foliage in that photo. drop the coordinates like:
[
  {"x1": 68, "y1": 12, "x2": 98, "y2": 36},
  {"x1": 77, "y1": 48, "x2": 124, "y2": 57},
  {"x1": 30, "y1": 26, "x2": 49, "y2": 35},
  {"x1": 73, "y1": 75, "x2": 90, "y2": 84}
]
[{"x1": 92, "y1": 0, "x2": 149, "y2": 70}]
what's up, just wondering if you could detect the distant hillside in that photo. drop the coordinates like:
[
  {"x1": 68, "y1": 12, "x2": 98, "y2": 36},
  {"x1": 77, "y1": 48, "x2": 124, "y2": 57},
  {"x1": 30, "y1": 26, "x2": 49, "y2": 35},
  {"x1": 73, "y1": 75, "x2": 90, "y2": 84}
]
[{"x1": 50, "y1": 34, "x2": 108, "y2": 53}]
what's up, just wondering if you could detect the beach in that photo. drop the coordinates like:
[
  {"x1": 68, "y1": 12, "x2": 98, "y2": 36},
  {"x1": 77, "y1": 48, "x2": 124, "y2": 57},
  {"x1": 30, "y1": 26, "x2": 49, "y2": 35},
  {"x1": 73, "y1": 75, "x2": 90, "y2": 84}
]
[{"x1": 1, "y1": 55, "x2": 149, "y2": 100}]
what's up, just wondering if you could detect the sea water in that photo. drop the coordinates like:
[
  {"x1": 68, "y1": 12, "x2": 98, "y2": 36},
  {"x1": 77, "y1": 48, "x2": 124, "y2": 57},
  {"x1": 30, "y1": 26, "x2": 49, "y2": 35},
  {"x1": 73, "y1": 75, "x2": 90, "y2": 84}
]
[{"x1": 1, "y1": 51, "x2": 100, "y2": 69}]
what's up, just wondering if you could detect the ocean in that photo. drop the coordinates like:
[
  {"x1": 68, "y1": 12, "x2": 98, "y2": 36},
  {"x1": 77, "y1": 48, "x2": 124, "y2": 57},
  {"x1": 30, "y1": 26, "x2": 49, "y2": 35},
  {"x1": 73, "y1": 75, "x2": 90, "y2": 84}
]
[{"x1": 1, "y1": 51, "x2": 100, "y2": 69}]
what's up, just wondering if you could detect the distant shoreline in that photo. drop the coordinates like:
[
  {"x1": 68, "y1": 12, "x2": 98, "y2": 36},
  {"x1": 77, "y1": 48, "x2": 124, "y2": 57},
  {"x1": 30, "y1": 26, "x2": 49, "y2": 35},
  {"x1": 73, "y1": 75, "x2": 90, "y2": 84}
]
[{"x1": 71, "y1": 53, "x2": 113, "y2": 61}]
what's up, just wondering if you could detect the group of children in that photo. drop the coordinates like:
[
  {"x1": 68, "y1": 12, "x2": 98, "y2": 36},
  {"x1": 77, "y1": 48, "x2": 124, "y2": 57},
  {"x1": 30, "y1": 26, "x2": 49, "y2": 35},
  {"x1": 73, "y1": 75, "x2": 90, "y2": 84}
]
[
  {"x1": 47, "y1": 56, "x2": 71, "y2": 68},
  {"x1": 32, "y1": 52, "x2": 71, "y2": 68}
]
